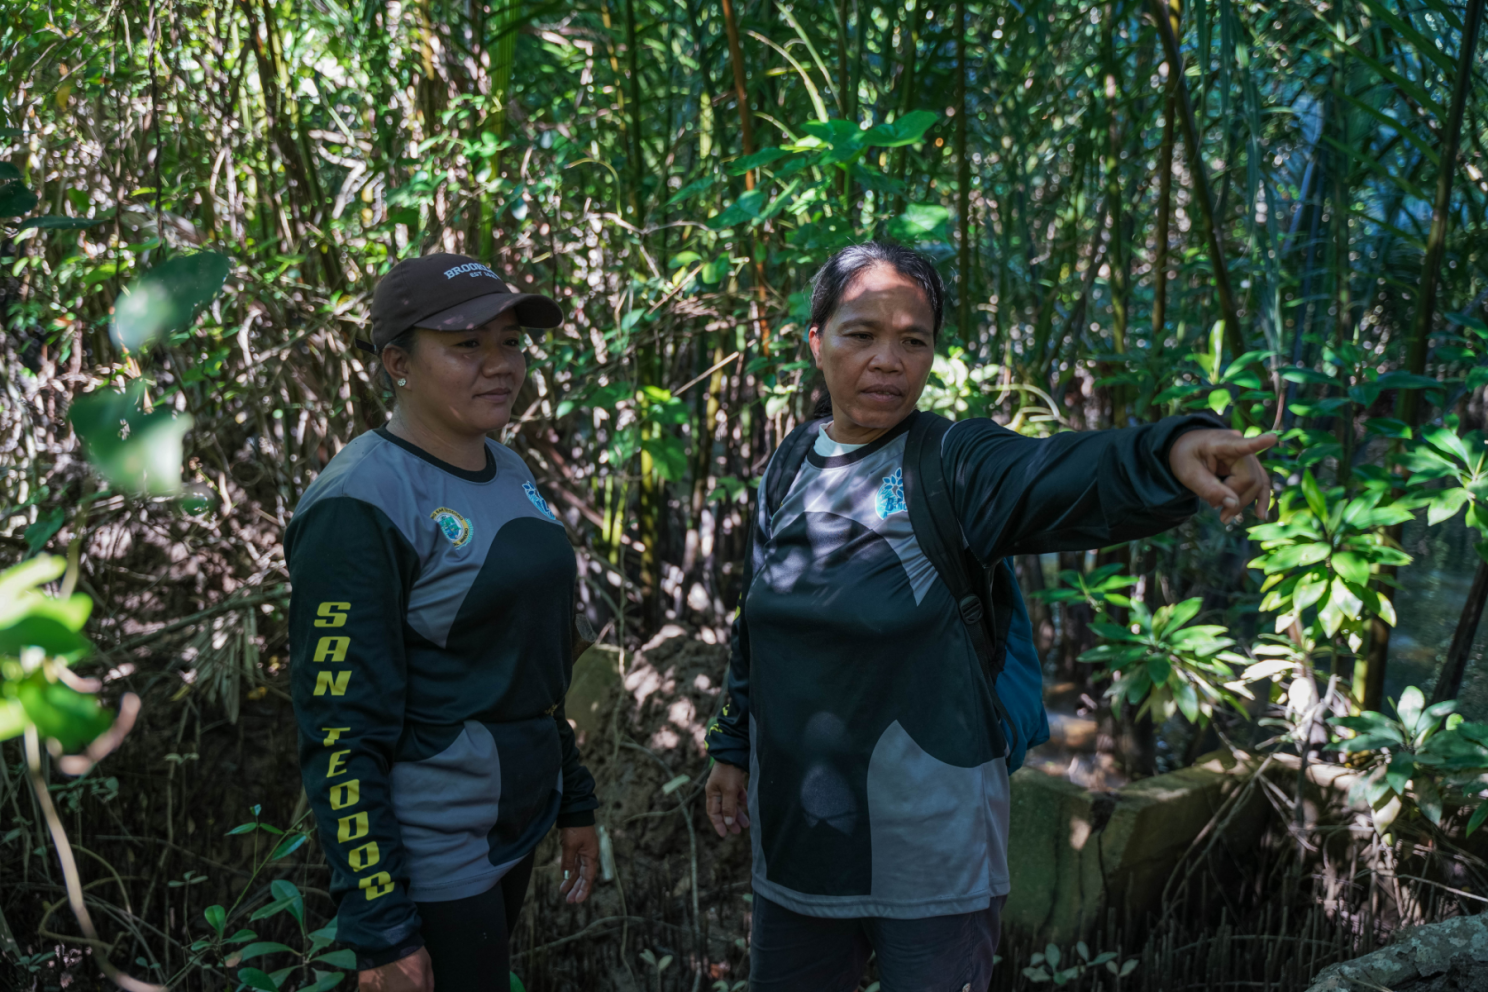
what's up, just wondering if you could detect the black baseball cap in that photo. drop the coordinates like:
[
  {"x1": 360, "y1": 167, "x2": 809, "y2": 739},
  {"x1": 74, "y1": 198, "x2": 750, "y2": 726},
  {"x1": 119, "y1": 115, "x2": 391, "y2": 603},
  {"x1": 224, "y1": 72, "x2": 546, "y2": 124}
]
[{"x1": 361, "y1": 253, "x2": 564, "y2": 353}]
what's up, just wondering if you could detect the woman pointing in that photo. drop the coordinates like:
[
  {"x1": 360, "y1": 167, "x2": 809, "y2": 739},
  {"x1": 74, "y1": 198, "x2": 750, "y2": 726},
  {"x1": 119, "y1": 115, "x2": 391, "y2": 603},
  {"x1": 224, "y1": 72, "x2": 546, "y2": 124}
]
[{"x1": 704, "y1": 242, "x2": 1272, "y2": 991}]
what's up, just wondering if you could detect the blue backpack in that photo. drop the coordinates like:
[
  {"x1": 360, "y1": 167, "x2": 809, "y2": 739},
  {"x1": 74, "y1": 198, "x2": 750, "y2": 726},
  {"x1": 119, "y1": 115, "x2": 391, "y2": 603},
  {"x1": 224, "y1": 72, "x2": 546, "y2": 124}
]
[{"x1": 765, "y1": 411, "x2": 1050, "y2": 771}]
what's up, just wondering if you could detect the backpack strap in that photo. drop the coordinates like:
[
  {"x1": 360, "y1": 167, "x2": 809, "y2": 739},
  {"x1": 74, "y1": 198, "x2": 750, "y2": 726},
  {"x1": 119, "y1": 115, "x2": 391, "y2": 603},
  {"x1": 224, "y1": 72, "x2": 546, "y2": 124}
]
[
  {"x1": 903, "y1": 410, "x2": 1014, "y2": 758},
  {"x1": 764, "y1": 417, "x2": 829, "y2": 517}
]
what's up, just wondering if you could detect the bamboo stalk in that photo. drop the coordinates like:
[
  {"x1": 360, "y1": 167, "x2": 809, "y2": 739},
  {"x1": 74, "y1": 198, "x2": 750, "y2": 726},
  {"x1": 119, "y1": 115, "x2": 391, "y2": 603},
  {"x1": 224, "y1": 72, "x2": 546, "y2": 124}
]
[
  {"x1": 720, "y1": 0, "x2": 756, "y2": 190},
  {"x1": 1397, "y1": 0, "x2": 1485, "y2": 426},
  {"x1": 1146, "y1": 0, "x2": 1242, "y2": 358},
  {"x1": 955, "y1": 0, "x2": 970, "y2": 344}
]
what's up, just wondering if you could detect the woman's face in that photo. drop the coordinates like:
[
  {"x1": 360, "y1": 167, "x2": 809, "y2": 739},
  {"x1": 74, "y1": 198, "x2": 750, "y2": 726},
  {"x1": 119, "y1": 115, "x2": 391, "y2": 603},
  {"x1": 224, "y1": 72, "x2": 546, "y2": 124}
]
[
  {"x1": 809, "y1": 263, "x2": 936, "y2": 434},
  {"x1": 384, "y1": 311, "x2": 528, "y2": 438}
]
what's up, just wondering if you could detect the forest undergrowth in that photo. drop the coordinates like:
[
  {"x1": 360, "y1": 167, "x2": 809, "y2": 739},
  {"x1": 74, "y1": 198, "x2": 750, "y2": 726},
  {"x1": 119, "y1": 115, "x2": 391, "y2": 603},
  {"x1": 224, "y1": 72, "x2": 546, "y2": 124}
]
[{"x1": 4, "y1": 0, "x2": 1488, "y2": 987}]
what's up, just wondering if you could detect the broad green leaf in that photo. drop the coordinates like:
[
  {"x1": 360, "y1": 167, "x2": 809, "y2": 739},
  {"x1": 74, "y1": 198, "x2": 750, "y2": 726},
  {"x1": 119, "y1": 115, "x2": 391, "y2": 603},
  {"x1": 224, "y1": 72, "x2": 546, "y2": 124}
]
[
  {"x1": 1206, "y1": 388, "x2": 1230, "y2": 415},
  {"x1": 706, "y1": 190, "x2": 765, "y2": 230},
  {"x1": 863, "y1": 110, "x2": 939, "y2": 147},
  {"x1": 1384, "y1": 749, "x2": 1415, "y2": 795},
  {"x1": 1468, "y1": 802, "x2": 1488, "y2": 836},
  {"x1": 311, "y1": 950, "x2": 357, "y2": 969},
  {"x1": 1396, "y1": 686, "x2": 1426, "y2": 737},
  {"x1": 295, "y1": 970, "x2": 346, "y2": 992},
  {"x1": 204, "y1": 904, "x2": 226, "y2": 935},
  {"x1": 727, "y1": 148, "x2": 789, "y2": 176},
  {"x1": 1147, "y1": 656, "x2": 1172, "y2": 685},
  {"x1": 1301, "y1": 471, "x2": 1327, "y2": 521},
  {"x1": 1331, "y1": 551, "x2": 1370, "y2": 586},
  {"x1": 641, "y1": 434, "x2": 688, "y2": 483},
  {"x1": 14, "y1": 669, "x2": 115, "y2": 751},
  {"x1": 0, "y1": 179, "x2": 38, "y2": 218},
  {"x1": 886, "y1": 203, "x2": 950, "y2": 242},
  {"x1": 17, "y1": 212, "x2": 115, "y2": 231},
  {"x1": 270, "y1": 879, "x2": 305, "y2": 926},
  {"x1": 237, "y1": 942, "x2": 296, "y2": 962},
  {"x1": 111, "y1": 251, "x2": 232, "y2": 351},
  {"x1": 238, "y1": 968, "x2": 281, "y2": 992},
  {"x1": 68, "y1": 382, "x2": 192, "y2": 495},
  {"x1": 1427, "y1": 487, "x2": 1471, "y2": 525},
  {"x1": 270, "y1": 833, "x2": 308, "y2": 860},
  {"x1": 1172, "y1": 680, "x2": 1200, "y2": 723},
  {"x1": 1421, "y1": 425, "x2": 1470, "y2": 465}
]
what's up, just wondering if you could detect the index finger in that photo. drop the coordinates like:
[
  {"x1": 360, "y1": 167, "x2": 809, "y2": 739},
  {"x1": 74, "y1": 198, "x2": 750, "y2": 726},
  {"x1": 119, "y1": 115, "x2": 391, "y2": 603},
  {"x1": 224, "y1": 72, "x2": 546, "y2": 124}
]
[{"x1": 1216, "y1": 432, "x2": 1278, "y2": 456}]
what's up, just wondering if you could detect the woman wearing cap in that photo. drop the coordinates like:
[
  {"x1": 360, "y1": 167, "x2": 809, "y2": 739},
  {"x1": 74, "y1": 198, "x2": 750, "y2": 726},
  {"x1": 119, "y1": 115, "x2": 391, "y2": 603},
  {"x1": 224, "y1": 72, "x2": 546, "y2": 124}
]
[
  {"x1": 702, "y1": 242, "x2": 1273, "y2": 990},
  {"x1": 287, "y1": 253, "x2": 599, "y2": 992}
]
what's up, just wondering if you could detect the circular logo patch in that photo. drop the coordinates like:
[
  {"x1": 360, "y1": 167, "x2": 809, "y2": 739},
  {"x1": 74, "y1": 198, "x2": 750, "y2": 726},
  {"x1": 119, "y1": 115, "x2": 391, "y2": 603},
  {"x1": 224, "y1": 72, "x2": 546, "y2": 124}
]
[{"x1": 430, "y1": 507, "x2": 472, "y2": 547}]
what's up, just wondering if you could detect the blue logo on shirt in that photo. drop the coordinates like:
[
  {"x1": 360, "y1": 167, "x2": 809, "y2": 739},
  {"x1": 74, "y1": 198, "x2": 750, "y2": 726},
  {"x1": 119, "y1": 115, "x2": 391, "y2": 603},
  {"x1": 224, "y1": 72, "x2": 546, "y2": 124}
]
[
  {"x1": 875, "y1": 468, "x2": 907, "y2": 519},
  {"x1": 523, "y1": 482, "x2": 558, "y2": 522}
]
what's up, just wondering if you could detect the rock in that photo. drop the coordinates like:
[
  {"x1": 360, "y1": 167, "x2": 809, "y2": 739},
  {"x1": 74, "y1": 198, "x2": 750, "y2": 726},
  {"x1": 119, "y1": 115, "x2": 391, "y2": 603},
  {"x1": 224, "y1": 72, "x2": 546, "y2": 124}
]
[{"x1": 1304, "y1": 914, "x2": 1488, "y2": 991}]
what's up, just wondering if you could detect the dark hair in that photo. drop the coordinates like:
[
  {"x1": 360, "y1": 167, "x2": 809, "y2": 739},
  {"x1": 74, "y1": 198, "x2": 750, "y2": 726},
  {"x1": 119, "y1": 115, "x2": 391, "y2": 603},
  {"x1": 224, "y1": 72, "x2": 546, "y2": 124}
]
[
  {"x1": 807, "y1": 241, "x2": 944, "y2": 337},
  {"x1": 806, "y1": 242, "x2": 944, "y2": 418},
  {"x1": 378, "y1": 327, "x2": 418, "y2": 396}
]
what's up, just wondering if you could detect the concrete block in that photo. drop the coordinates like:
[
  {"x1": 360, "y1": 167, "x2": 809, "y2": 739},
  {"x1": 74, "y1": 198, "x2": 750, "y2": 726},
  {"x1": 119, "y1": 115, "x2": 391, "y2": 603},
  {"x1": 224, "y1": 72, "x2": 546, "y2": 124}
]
[{"x1": 1005, "y1": 750, "x2": 1266, "y2": 942}]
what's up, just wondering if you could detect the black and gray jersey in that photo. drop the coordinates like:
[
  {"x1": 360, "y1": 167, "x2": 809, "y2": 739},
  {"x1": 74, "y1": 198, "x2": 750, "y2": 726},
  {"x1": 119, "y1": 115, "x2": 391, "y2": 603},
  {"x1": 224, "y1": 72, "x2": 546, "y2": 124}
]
[
  {"x1": 706, "y1": 413, "x2": 1213, "y2": 919},
  {"x1": 286, "y1": 428, "x2": 596, "y2": 961}
]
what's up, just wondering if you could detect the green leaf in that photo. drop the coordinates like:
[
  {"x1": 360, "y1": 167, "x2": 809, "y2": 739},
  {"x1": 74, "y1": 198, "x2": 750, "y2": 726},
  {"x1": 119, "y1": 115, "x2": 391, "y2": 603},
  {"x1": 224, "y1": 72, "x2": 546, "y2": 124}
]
[
  {"x1": 22, "y1": 507, "x2": 65, "y2": 556},
  {"x1": 270, "y1": 880, "x2": 305, "y2": 927},
  {"x1": 0, "y1": 179, "x2": 39, "y2": 218},
  {"x1": 270, "y1": 833, "x2": 308, "y2": 860},
  {"x1": 204, "y1": 904, "x2": 227, "y2": 936},
  {"x1": 226, "y1": 822, "x2": 259, "y2": 835},
  {"x1": 727, "y1": 148, "x2": 789, "y2": 176},
  {"x1": 1363, "y1": 418, "x2": 1413, "y2": 440},
  {"x1": 1301, "y1": 471, "x2": 1327, "y2": 521},
  {"x1": 886, "y1": 203, "x2": 949, "y2": 242},
  {"x1": 1427, "y1": 487, "x2": 1471, "y2": 525},
  {"x1": 863, "y1": 110, "x2": 939, "y2": 147},
  {"x1": 16, "y1": 212, "x2": 116, "y2": 232},
  {"x1": 641, "y1": 434, "x2": 688, "y2": 483},
  {"x1": 225, "y1": 929, "x2": 260, "y2": 944},
  {"x1": 1468, "y1": 802, "x2": 1488, "y2": 836},
  {"x1": 1421, "y1": 425, "x2": 1470, "y2": 465},
  {"x1": 1146, "y1": 656, "x2": 1172, "y2": 685},
  {"x1": 706, "y1": 190, "x2": 765, "y2": 230},
  {"x1": 111, "y1": 251, "x2": 232, "y2": 351},
  {"x1": 238, "y1": 968, "x2": 282, "y2": 992},
  {"x1": 0, "y1": 162, "x2": 19, "y2": 181},
  {"x1": 311, "y1": 950, "x2": 357, "y2": 969},
  {"x1": 1206, "y1": 388, "x2": 1231, "y2": 415},
  {"x1": 295, "y1": 971, "x2": 345, "y2": 992},
  {"x1": 1384, "y1": 749, "x2": 1415, "y2": 794},
  {"x1": 1396, "y1": 686, "x2": 1426, "y2": 737},
  {"x1": 249, "y1": 898, "x2": 294, "y2": 922},
  {"x1": 14, "y1": 669, "x2": 115, "y2": 751},
  {"x1": 237, "y1": 942, "x2": 296, "y2": 962},
  {"x1": 1331, "y1": 551, "x2": 1370, "y2": 587},
  {"x1": 664, "y1": 176, "x2": 715, "y2": 206},
  {"x1": 69, "y1": 382, "x2": 192, "y2": 495}
]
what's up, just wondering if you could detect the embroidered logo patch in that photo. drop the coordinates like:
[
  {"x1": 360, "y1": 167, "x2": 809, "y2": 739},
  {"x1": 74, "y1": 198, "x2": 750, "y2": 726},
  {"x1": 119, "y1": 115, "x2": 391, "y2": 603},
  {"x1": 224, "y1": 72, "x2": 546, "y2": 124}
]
[
  {"x1": 875, "y1": 468, "x2": 907, "y2": 519},
  {"x1": 430, "y1": 507, "x2": 472, "y2": 547},
  {"x1": 523, "y1": 482, "x2": 557, "y2": 522}
]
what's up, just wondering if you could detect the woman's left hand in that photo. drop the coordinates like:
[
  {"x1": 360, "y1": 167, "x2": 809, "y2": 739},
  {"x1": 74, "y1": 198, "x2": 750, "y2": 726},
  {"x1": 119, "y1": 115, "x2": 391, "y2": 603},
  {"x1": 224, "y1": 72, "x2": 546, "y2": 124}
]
[
  {"x1": 558, "y1": 825, "x2": 600, "y2": 904},
  {"x1": 1168, "y1": 429, "x2": 1277, "y2": 524}
]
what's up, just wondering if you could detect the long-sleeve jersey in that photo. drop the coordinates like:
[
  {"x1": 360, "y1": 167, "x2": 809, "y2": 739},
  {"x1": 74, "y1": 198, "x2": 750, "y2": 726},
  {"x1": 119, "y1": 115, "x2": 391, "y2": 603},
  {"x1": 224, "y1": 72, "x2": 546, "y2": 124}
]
[
  {"x1": 704, "y1": 412, "x2": 1215, "y2": 919},
  {"x1": 286, "y1": 428, "x2": 597, "y2": 964}
]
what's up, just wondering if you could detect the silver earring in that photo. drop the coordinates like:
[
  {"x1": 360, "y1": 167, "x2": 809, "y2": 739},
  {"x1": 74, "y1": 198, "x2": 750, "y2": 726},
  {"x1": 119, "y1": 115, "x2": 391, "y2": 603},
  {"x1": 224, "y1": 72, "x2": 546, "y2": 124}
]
[{"x1": 397, "y1": 378, "x2": 407, "y2": 387}]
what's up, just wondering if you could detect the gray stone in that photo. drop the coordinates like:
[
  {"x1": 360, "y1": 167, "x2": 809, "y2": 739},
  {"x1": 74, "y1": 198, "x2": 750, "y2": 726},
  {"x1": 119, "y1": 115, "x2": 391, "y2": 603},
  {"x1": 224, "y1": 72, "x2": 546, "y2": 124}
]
[{"x1": 1305, "y1": 913, "x2": 1488, "y2": 991}]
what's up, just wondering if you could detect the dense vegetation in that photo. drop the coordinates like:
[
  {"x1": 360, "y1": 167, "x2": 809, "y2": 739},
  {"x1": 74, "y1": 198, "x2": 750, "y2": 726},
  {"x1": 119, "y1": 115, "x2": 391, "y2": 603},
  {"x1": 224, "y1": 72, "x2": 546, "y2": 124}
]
[{"x1": 2, "y1": 0, "x2": 1488, "y2": 987}]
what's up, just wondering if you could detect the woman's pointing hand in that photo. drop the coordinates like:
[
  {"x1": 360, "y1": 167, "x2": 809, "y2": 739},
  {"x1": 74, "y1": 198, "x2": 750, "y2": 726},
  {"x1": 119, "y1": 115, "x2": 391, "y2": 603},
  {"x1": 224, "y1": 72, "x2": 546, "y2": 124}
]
[{"x1": 1168, "y1": 429, "x2": 1278, "y2": 524}]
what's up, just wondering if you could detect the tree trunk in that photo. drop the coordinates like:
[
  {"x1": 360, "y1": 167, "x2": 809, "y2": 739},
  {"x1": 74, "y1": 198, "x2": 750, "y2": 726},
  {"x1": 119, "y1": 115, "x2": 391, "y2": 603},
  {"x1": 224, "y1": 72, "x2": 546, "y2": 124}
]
[{"x1": 1431, "y1": 558, "x2": 1488, "y2": 705}]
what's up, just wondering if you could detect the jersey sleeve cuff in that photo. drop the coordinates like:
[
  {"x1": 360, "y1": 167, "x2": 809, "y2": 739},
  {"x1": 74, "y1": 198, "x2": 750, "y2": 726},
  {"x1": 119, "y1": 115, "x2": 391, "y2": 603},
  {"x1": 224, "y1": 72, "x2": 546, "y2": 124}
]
[
  {"x1": 555, "y1": 809, "x2": 596, "y2": 828},
  {"x1": 355, "y1": 936, "x2": 426, "y2": 971}
]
